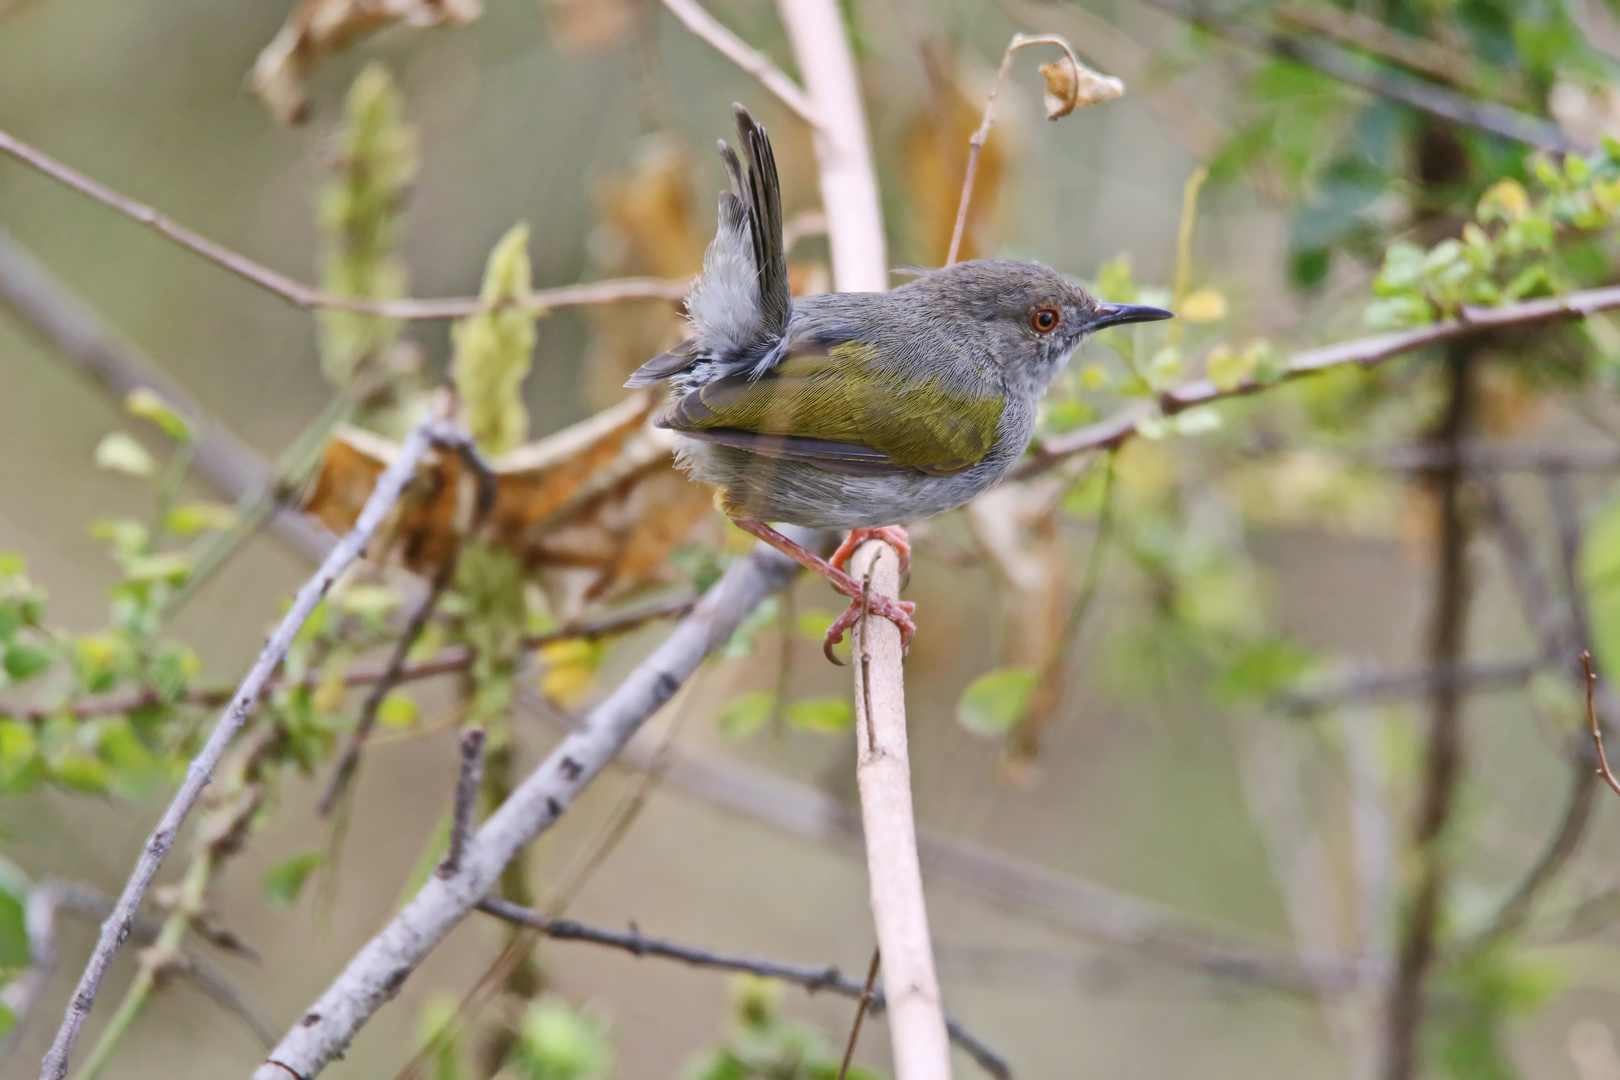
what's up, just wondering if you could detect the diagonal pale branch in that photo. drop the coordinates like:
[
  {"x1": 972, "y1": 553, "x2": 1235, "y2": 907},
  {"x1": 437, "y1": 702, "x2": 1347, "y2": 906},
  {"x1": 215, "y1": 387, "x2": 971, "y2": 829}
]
[
  {"x1": 476, "y1": 898, "x2": 1011, "y2": 1080},
  {"x1": 39, "y1": 419, "x2": 442, "y2": 1080},
  {"x1": 1014, "y1": 283, "x2": 1620, "y2": 479},
  {"x1": 0, "y1": 127, "x2": 689, "y2": 320},
  {"x1": 0, "y1": 227, "x2": 333, "y2": 563},
  {"x1": 249, "y1": 531, "x2": 815, "y2": 1080},
  {"x1": 659, "y1": 0, "x2": 819, "y2": 125}
]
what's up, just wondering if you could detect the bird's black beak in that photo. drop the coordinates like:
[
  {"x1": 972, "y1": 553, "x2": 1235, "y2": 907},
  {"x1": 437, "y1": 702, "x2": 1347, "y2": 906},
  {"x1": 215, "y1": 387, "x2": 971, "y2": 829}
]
[{"x1": 1087, "y1": 302, "x2": 1175, "y2": 331}]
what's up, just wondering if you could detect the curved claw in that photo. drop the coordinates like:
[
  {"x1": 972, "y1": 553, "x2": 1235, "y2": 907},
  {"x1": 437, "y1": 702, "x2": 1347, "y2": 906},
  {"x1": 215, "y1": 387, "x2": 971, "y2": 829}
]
[{"x1": 821, "y1": 594, "x2": 917, "y2": 665}]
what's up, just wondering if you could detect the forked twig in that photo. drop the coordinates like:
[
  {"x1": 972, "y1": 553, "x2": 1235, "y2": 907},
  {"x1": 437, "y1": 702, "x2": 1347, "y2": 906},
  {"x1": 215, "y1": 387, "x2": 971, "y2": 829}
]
[
  {"x1": 1580, "y1": 652, "x2": 1620, "y2": 798},
  {"x1": 0, "y1": 127, "x2": 688, "y2": 320},
  {"x1": 39, "y1": 419, "x2": 442, "y2": 1080}
]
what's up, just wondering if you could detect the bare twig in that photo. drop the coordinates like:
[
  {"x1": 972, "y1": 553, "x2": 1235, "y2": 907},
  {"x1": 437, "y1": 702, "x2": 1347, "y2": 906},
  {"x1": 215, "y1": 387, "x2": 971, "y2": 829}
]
[
  {"x1": 1276, "y1": 658, "x2": 1538, "y2": 715},
  {"x1": 16, "y1": 594, "x2": 697, "y2": 724},
  {"x1": 1015, "y1": 282, "x2": 1620, "y2": 478},
  {"x1": 250, "y1": 532, "x2": 814, "y2": 1080},
  {"x1": 658, "y1": 0, "x2": 818, "y2": 125},
  {"x1": 522, "y1": 686, "x2": 1373, "y2": 993},
  {"x1": 837, "y1": 948, "x2": 883, "y2": 1080},
  {"x1": 848, "y1": 542, "x2": 951, "y2": 1080},
  {"x1": 0, "y1": 127, "x2": 688, "y2": 320},
  {"x1": 39, "y1": 419, "x2": 441, "y2": 1080},
  {"x1": 1271, "y1": 2, "x2": 1483, "y2": 93},
  {"x1": 1381, "y1": 347, "x2": 1474, "y2": 1080},
  {"x1": 0, "y1": 880, "x2": 279, "y2": 1070},
  {"x1": 945, "y1": 33, "x2": 1112, "y2": 267},
  {"x1": 317, "y1": 559, "x2": 459, "y2": 816},
  {"x1": 475, "y1": 899, "x2": 1010, "y2": 1079},
  {"x1": 1581, "y1": 652, "x2": 1620, "y2": 798},
  {"x1": 776, "y1": 0, "x2": 887, "y2": 292},
  {"x1": 439, "y1": 728, "x2": 488, "y2": 878},
  {"x1": 1128, "y1": 0, "x2": 1578, "y2": 152}
]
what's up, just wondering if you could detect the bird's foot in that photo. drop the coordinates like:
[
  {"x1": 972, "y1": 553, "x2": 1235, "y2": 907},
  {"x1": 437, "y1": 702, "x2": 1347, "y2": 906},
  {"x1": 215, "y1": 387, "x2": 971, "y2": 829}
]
[
  {"x1": 728, "y1": 518, "x2": 916, "y2": 665},
  {"x1": 822, "y1": 591, "x2": 916, "y2": 665},
  {"x1": 830, "y1": 526, "x2": 912, "y2": 576}
]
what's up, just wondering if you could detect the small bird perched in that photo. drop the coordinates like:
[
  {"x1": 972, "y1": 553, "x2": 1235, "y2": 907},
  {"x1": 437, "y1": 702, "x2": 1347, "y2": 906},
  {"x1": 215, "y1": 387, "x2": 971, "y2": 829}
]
[{"x1": 628, "y1": 105, "x2": 1171, "y2": 661}]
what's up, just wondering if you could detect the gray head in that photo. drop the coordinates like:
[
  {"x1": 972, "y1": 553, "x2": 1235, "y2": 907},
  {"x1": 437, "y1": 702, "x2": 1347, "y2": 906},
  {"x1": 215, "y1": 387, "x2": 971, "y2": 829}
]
[{"x1": 894, "y1": 259, "x2": 1172, "y2": 393}]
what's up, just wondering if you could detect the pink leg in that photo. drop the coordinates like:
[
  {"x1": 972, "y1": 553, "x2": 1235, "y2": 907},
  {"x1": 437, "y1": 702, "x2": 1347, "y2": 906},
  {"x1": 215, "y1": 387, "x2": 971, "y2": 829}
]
[
  {"x1": 733, "y1": 519, "x2": 916, "y2": 664},
  {"x1": 830, "y1": 525, "x2": 912, "y2": 576}
]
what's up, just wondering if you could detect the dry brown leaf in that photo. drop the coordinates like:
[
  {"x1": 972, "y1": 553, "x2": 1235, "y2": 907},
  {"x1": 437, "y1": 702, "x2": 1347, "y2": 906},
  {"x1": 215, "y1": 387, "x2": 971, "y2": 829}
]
[
  {"x1": 902, "y1": 73, "x2": 1011, "y2": 266},
  {"x1": 545, "y1": 0, "x2": 638, "y2": 54},
  {"x1": 1037, "y1": 55, "x2": 1122, "y2": 120},
  {"x1": 303, "y1": 393, "x2": 719, "y2": 621},
  {"x1": 252, "y1": 0, "x2": 481, "y2": 125}
]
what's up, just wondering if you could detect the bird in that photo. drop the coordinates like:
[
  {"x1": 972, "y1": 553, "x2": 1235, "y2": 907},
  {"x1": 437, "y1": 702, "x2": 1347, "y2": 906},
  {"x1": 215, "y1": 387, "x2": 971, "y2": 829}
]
[{"x1": 627, "y1": 104, "x2": 1172, "y2": 662}]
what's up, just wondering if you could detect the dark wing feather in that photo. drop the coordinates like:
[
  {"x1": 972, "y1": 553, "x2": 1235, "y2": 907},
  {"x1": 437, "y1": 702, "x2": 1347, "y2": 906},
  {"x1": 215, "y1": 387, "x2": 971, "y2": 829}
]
[{"x1": 733, "y1": 105, "x2": 789, "y2": 342}]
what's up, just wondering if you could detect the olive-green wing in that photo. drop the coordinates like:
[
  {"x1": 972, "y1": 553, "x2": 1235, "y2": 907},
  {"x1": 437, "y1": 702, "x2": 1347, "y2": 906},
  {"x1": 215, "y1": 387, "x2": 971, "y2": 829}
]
[{"x1": 659, "y1": 343, "x2": 1004, "y2": 476}]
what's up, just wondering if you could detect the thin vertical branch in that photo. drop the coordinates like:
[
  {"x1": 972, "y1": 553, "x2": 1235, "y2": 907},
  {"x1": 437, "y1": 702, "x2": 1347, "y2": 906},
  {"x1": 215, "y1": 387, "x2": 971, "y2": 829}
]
[
  {"x1": 1380, "y1": 347, "x2": 1474, "y2": 1080},
  {"x1": 849, "y1": 542, "x2": 951, "y2": 1080},
  {"x1": 40, "y1": 419, "x2": 441, "y2": 1080},
  {"x1": 776, "y1": 0, "x2": 887, "y2": 292}
]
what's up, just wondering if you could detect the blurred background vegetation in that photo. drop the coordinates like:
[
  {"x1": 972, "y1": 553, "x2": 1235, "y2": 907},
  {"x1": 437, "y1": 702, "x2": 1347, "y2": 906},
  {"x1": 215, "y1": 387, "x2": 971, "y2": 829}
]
[{"x1": 5, "y1": 0, "x2": 1620, "y2": 1078}]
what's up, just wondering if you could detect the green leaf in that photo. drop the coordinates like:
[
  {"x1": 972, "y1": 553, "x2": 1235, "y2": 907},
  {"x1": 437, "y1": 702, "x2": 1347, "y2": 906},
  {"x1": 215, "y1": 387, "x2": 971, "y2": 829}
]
[
  {"x1": 510, "y1": 998, "x2": 613, "y2": 1080},
  {"x1": 49, "y1": 753, "x2": 111, "y2": 794},
  {"x1": 784, "y1": 697, "x2": 853, "y2": 733},
  {"x1": 377, "y1": 691, "x2": 418, "y2": 728},
  {"x1": 164, "y1": 502, "x2": 239, "y2": 536},
  {"x1": 716, "y1": 691, "x2": 774, "y2": 739},
  {"x1": 124, "y1": 388, "x2": 193, "y2": 442},
  {"x1": 121, "y1": 553, "x2": 191, "y2": 584},
  {"x1": 0, "y1": 722, "x2": 40, "y2": 794},
  {"x1": 93, "y1": 433, "x2": 155, "y2": 477},
  {"x1": 264, "y1": 851, "x2": 325, "y2": 910},
  {"x1": 1212, "y1": 638, "x2": 1314, "y2": 705},
  {"x1": 795, "y1": 610, "x2": 841, "y2": 642},
  {"x1": 0, "y1": 853, "x2": 31, "y2": 970},
  {"x1": 2, "y1": 644, "x2": 50, "y2": 683},
  {"x1": 956, "y1": 668, "x2": 1037, "y2": 736}
]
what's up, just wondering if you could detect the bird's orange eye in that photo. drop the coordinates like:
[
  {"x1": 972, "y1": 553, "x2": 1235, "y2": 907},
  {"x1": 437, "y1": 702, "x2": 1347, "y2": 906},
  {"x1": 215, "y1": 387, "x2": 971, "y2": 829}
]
[{"x1": 1031, "y1": 307, "x2": 1061, "y2": 334}]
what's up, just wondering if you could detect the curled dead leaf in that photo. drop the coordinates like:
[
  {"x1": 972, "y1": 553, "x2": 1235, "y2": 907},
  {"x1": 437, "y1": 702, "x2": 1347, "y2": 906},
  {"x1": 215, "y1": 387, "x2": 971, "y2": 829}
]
[
  {"x1": 303, "y1": 393, "x2": 720, "y2": 623},
  {"x1": 1038, "y1": 55, "x2": 1123, "y2": 120},
  {"x1": 252, "y1": 0, "x2": 482, "y2": 125}
]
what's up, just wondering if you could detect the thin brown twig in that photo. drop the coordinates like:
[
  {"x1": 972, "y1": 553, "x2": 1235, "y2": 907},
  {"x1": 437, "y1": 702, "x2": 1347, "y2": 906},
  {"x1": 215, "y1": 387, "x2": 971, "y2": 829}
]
[
  {"x1": 946, "y1": 33, "x2": 1086, "y2": 267},
  {"x1": 476, "y1": 900, "x2": 1010, "y2": 1079},
  {"x1": 318, "y1": 561, "x2": 458, "y2": 816},
  {"x1": 837, "y1": 948, "x2": 882, "y2": 1080},
  {"x1": 658, "y1": 0, "x2": 819, "y2": 125},
  {"x1": 0, "y1": 127, "x2": 689, "y2": 320},
  {"x1": 1581, "y1": 652, "x2": 1620, "y2": 798},
  {"x1": 7, "y1": 594, "x2": 697, "y2": 724},
  {"x1": 38, "y1": 419, "x2": 443, "y2": 1080},
  {"x1": 439, "y1": 728, "x2": 488, "y2": 878}
]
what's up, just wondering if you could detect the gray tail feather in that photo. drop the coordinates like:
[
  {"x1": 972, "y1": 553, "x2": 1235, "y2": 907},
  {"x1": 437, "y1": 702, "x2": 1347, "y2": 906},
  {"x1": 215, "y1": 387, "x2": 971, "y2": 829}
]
[{"x1": 624, "y1": 339, "x2": 700, "y2": 387}]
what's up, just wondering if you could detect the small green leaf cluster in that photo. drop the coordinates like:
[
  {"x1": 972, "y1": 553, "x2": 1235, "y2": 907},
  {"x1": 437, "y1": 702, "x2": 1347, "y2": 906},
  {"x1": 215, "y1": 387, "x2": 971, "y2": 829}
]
[
  {"x1": 680, "y1": 977, "x2": 885, "y2": 1080},
  {"x1": 1368, "y1": 141, "x2": 1620, "y2": 329}
]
